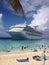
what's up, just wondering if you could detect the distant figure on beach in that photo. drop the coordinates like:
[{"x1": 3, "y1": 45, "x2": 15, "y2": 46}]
[
  {"x1": 42, "y1": 45, "x2": 43, "y2": 49},
  {"x1": 48, "y1": 46, "x2": 49, "y2": 48},
  {"x1": 21, "y1": 46, "x2": 24, "y2": 50},
  {"x1": 41, "y1": 50, "x2": 46, "y2": 65},
  {"x1": 24, "y1": 46, "x2": 28, "y2": 49},
  {"x1": 21, "y1": 46, "x2": 28, "y2": 50},
  {"x1": 27, "y1": 57, "x2": 29, "y2": 61}
]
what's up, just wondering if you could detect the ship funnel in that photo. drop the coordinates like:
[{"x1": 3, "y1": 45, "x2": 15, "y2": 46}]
[{"x1": 33, "y1": 25, "x2": 39, "y2": 30}]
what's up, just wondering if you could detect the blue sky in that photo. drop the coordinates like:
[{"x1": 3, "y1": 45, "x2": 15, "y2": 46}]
[
  {"x1": 0, "y1": 0, "x2": 33, "y2": 30},
  {"x1": 0, "y1": 2, "x2": 32, "y2": 28},
  {"x1": 0, "y1": 0, "x2": 49, "y2": 38}
]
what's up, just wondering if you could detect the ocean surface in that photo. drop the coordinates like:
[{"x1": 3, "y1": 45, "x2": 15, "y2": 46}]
[{"x1": 0, "y1": 39, "x2": 49, "y2": 51}]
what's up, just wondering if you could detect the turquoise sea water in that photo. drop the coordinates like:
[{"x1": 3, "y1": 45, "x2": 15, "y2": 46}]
[{"x1": 0, "y1": 39, "x2": 49, "y2": 51}]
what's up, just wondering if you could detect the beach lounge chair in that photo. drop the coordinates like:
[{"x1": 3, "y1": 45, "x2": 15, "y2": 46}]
[{"x1": 17, "y1": 58, "x2": 29, "y2": 62}]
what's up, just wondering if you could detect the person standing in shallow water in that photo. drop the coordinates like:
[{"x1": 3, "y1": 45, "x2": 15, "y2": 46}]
[
  {"x1": 41, "y1": 51, "x2": 46, "y2": 65},
  {"x1": 21, "y1": 46, "x2": 23, "y2": 50}
]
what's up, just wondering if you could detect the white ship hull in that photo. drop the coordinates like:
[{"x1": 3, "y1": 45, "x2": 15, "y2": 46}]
[{"x1": 8, "y1": 31, "x2": 42, "y2": 40}]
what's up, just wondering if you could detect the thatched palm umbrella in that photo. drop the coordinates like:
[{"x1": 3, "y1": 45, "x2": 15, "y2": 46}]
[{"x1": 7, "y1": 0, "x2": 25, "y2": 16}]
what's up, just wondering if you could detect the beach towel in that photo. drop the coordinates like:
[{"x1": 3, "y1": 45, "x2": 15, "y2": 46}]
[{"x1": 17, "y1": 58, "x2": 29, "y2": 62}]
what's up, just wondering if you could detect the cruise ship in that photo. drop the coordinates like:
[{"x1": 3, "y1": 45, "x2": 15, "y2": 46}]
[{"x1": 7, "y1": 24, "x2": 42, "y2": 40}]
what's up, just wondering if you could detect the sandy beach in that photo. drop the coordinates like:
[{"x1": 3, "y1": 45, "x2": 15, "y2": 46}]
[{"x1": 0, "y1": 49, "x2": 49, "y2": 65}]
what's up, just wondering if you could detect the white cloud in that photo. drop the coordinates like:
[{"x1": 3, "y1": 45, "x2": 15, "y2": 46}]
[
  {"x1": 0, "y1": 13, "x2": 11, "y2": 37},
  {"x1": 20, "y1": 0, "x2": 49, "y2": 38},
  {"x1": 0, "y1": 13, "x2": 4, "y2": 29},
  {"x1": 0, "y1": 14, "x2": 2, "y2": 18},
  {"x1": 20, "y1": 0, "x2": 49, "y2": 17},
  {"x1": 29, "y1": 6, "x2": 49, "y2": 31}
]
